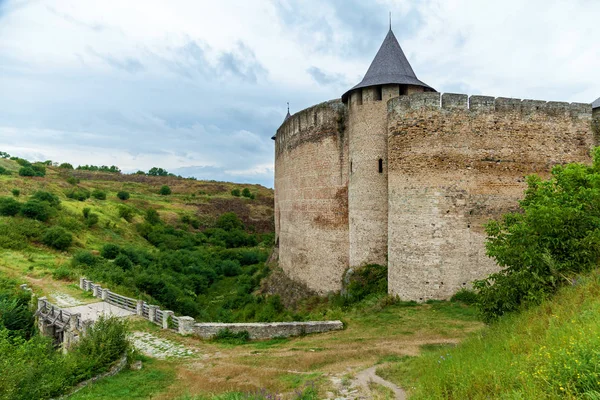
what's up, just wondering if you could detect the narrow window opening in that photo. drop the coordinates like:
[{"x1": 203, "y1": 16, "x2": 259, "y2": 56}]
[
  {"x1": 399, "y1": 85, "x2": 408, "y2": 96},
  {"x1": 378, "y1": 158, "x2": 383, "y2": 173},
  {"x1": 350, "y1": 160, "x2": 353, "y2": 174},
  {"x1": 375, "y1": 85, "x2": 383, "y2": 101},
  {"x1": 356, "y1": 91, "x2": 363, "y2": 106},
  {"x1": 313, "y1": 112, "x2": 318, "y2": 125}
]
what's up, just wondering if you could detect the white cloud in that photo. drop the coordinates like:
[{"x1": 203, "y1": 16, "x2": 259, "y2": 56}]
[{"x1": 0, "y1": 0, "x2": 599, "y2": 189}]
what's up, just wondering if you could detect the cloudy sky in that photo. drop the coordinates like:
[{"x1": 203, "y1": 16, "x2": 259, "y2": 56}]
[{"x1": 1, "y1": 0, "x2": 599, "y2": 187}]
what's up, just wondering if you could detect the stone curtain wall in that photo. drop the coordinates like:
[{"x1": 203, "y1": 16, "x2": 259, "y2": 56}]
[
  {"x1": 81, "y1": 278, "x2": 343, "y2": 339},
  {"x1": 274, "y1": 100, "x2": 350, "y2": 293},
  {"x1": 189, "y1": 321, "x2": 343, "y2": 340},
  {"x1": 386, "y1": 92, "x2": 594, "y2": 300}
]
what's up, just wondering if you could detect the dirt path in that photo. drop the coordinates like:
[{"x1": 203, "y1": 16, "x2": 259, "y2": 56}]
[{"x1": 355, "y1": 365, "x2": 405, "y2": 399}]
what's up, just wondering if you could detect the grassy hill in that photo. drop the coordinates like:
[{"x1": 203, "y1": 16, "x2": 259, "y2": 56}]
[
  {"x1": 0, "y1": 156, "x2": 278, "y2": 321},
  {"x1": 376, "y1": 268, "x2": 600, "y2": 399}
]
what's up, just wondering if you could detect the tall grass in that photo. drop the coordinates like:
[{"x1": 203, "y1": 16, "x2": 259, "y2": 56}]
[{"x1": 377, "y1": 269, "x2": 600, "y2": 399}]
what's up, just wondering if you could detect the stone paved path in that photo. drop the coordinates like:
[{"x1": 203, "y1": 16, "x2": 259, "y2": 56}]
[{"x1": 64, "y1": 301, "x2": 135, "y2": 322}]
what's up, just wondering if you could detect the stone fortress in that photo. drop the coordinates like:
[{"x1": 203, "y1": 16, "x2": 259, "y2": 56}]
[{"x1": 272, "y1": 27, "x2": 600, "y2": 301}]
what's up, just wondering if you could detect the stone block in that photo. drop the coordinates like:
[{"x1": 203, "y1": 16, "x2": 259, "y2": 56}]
[
  {"x1": 469, "y1": 96, "x2": 495, "y2": 112},
  {"x1": 495, "y1": 97, "x2": 521, "y2": 113},
  {"x1": 441, "y1": 93, "x2": 468, "y2": 110}
]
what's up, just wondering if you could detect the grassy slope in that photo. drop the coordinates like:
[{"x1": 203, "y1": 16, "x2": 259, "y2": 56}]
[
  {"x1": 377, "y1": 269, "x2": 600, "y2": 399},
  {"x1": 0, "y1": 158, "x2": 273, "y2": 301},
  {"x1": 72, "y1": 299, "x2": 482, "y2": 399}
]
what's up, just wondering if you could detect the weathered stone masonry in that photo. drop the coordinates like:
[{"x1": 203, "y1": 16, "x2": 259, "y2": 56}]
[{"x1": 273, "y1": 28, "x2": 596, "y2": 300}]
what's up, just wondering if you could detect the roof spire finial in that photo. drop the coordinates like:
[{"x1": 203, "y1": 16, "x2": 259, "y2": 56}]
[
  {"x1": 389, "y1": 11, "x2": 392, "y2": 31},
  {"x1": 287, "y1": 102, "x2": 290, "y2": 113}
]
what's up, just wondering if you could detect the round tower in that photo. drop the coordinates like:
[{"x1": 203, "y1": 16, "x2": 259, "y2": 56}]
[{"x1": 342, "y1": 28, "x2": 436, "y2": 268}]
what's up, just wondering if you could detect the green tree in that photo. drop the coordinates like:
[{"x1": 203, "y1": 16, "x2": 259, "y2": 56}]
[
  {"x1": 148, "y1": 167, "x2": 169, "y2": 176},
  {"x1": 20, "y1": 200, "x2": 52, "y2": 221},
  {"x1": 231, "y1": 188, "x2": 241, "y2": 197},
  {"x1": 475, "y1": 147, "x2": 600, "y2": 321},
  {"x1": 159, "y1": 185, "x2": 171, "y2": 195},
  {"x1": 18, "y1": 167, "x2": 35, "y2": 177},
  {"x1": 116, "y1": 191, "x2": 130, "y2": 200},
  {"x1": 58, "y1": 163, "x2": 73, "y2": 169}
]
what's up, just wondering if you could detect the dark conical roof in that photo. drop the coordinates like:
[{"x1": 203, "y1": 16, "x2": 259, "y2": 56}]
[
  {"x1": 593, "y1": 97, "x2": 600, "y2": 109},
  {"x1": 342, "y1": 29, "x2": 435, "y2": 102}
]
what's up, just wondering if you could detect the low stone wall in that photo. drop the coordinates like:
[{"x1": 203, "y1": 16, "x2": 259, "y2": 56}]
[
  {"x1": 81, "y1": 278, "x2": 344, "y2": 340},
  {"x1": 187, "y1": 321, "x2": 344, "y2": 340}
]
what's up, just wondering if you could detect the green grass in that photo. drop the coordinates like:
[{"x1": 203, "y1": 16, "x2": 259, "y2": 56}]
[
  {"x1": 68, "y1": 357, "x2": 175, "y2": 399},
  {"x1": 376, "y1": 269, "x2": 600, "y2": 399}
]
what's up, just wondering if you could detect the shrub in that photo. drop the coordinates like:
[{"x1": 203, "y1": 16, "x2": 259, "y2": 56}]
[
  {"x1": 42, "y1": 226, "x2": 72, "y2": 251},
  {"x1": 31, "y1": 164, "x2": 46, "y2": 177},
  {"x1": 85, "y1": 213, "x2": 99, "y2": 227},
  {"x1": 219, "y1": 259, "x2": 242, "y2": 277},
  {"x1": 72, "y1": 250, "x2": 98, "y2": 266},
  {"x1": 31, "y1": 191, "x2": 60, "y2": 207},
  {"x1": 58, "y1": 162, "x2": 73, "y2": 169},
  {"x1": 52, "y1": 266, "x2": 75, "y2": 281},
  {"x1": 145, "y1": 209, "x2": 161, "y2": 225},
  {"x1": 11, "y1": 189, "x2": 20, "y2": 197},
  {"x1": 18, "y1": 167, "x2": 35, "y2": 177},
  {"x1": 82, "y1": 207, "x2": 91, "y2": 219},
  {"x1": 113, "y1": 253, "x2": 133, "y2": 270},
  {"x1": 74, "y1": 315, "x2": 130, "y2": 374},
  {"x1": 66, "y1": 187, "x2": 90, "y2": 201},
  {"x1": 159, "y1": 185, "x2": 171, "y2": 195},
  {"x1": 0, "y1": 166, "x2": 10, "y2": 175},
  {"x1": 213, "y1": 328, "x2": 250, "y2": 344},
  {"x1": 344, "y1": 264, "x2": 388, "y2": 303},
  {"x1": 20, "y1": 200, "x2": 52, "y2": 221},
  {"x1": 66, "y1": 176, "x2": 80, "y2": 185},
  {"x1": 231, "y1": 188, "x2": 241, "y2": 197},
  {"x1": 118, "y1": 205, "x2": 134, "y2": 222},
  {"x1": 101, "y1": 243, "x2": 121, "y2": 259},
  {"x1": 91, "y1": 189, "x2": 106, "y2": 200},
  {"x1": 216, "y1": 212, "x2": 244, "y2": 231},
  {"x1": 0, "y1": 151, "x2": 9, "y2": 158},
  {"x1": 15, "y1": 158, "x2": 31, "y2": 167},
  {"x1": 450, "y1": 289, "x2": 478, "y2": 305},
  {"x1": 116, "y1": 191, "x2": 130, "y2": 200},
  {"x1": 242, "y1": 188, "x2": 253, "y2": 198},
  {"x1": 0, "y1": 197, "x2": 21, "y2": 216}
]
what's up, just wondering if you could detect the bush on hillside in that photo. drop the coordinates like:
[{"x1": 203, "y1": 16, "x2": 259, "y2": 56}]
[
  {"x1": 118, "y1": 205, "x2": 134, "y2": 222},
  {"x1": 231, "y1": 188, "x2": 241, "y2": 197},
  {"x1": 32, "y1": 191, "x2": 60, "y2": 207},
  {"x1": 0, "y1": 197, "x2": 21, "y2": 216},
  {"x1": 52, "y1": 266, "x2": 76, "y2": 281},
  {"x1": 18, "y1": 166, "x2": 36, "y2": 177},
  {"x1": 15, "y1": 158, "x2": 31, "y2": 167},
  {"x1": 85, "y1": 213, "x2": 99, "y2": 227},
  {"x1": 58, "y1": 163, "x2": 73, "y2": 169},
  {"x1": 159, "y1": 185, "x2": 171, "y2": 195},
  {"x1": 116, "y1": 191, "x2": 130, "y2": 200},
  {"x1": 145, "y1": 209, "x2": 160, "y2": 225},
  {"x1": 66, "y1": 187, "x2": 91, "y2": 201},
  {"x1": 113, "y1": 253, "x2": 133, "y2": 270},
  {"x1": 74, "y1": 315, "x2": 129, "y2": 374},
  {"x1": 215, "y1": 212, "x2": 244, "y2": 231},
  {"x1": 242, "y1": 188, "x2": 255, "y2": 199},
  {"x1": 72, "y1": 250, "x2": 98, "y2": 266},
  {"x1": 101, "y1": 243, "x2": 121, "y2": 259},
  {"x1": 91, "y1": 189, "x2": 106, "y2": 200},
  {"x1": 476, "y1": 147, "x2": 600, "y2": 321},
  {"x1": 0, "y1": 166, "x2": 10, "y2": 175},
  {"x1": 11, "y1": 189, "x2": 20, "y2": 197},
  {"x1": 0, "y1": 151, "x2": 10, "y2": 158},
  {"x1": 42, "y1": 226, "x2": 72, "y2": 251},
  {"x1": 20, "y1": 200, "x2": 53, "y2": 221},
  {"x1": 66, "y1": 176, "x2": 80, "y2": 185}
]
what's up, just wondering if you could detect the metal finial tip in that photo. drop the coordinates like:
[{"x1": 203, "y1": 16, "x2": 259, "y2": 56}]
[
  {"x1": 389, "y1": 12, "x2": 392, "y2": 30},
  {"x1": 287, "y1": 102, "x2": 290, "y2": 112}
]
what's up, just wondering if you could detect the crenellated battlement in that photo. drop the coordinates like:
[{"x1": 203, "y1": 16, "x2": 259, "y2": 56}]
[
  {"x1": 388, "y1": 92, "x2": 592, "y2": 120},
  {"x1": 275, "y1": 99, "x2": 346, "y2": 150}
]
